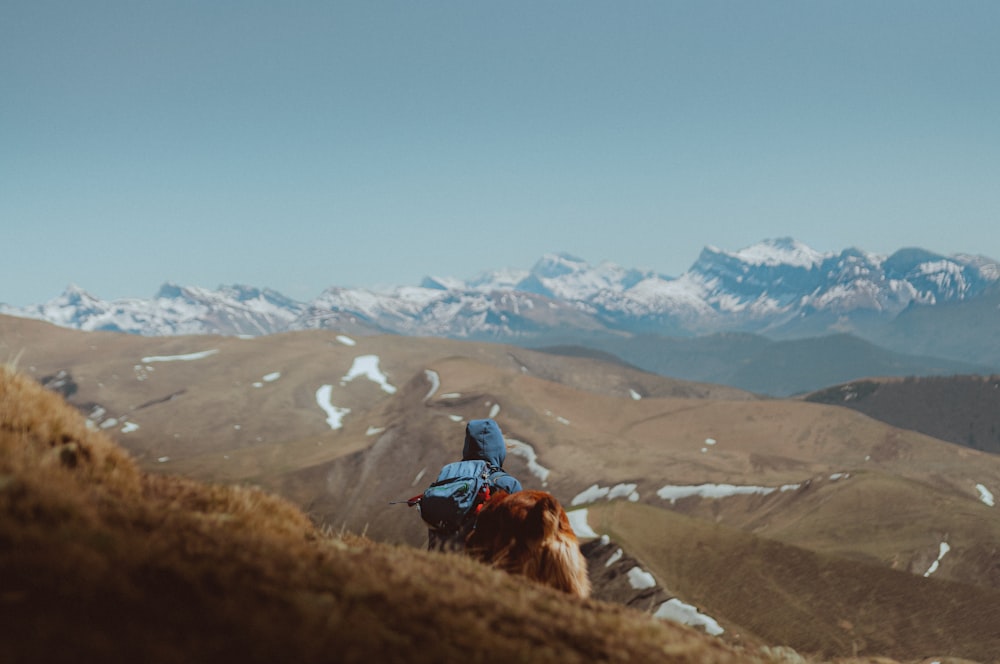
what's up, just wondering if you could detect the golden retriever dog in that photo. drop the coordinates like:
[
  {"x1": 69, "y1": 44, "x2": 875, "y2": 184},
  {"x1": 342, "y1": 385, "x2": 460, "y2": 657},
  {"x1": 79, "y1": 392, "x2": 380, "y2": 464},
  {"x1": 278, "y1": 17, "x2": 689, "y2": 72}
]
[{"x1": 465, "y1": 490, "x2": 591, "y2": 598}]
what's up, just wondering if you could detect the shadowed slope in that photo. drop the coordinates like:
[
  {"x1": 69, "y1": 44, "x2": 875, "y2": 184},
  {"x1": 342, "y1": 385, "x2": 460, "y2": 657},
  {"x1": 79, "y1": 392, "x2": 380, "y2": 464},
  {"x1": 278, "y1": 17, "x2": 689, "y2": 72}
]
[
  {"x1": 805, "y1": 374, "x2": 1000, "y2": 454},
  {"x1": 584, "y1": 501, "x2": 1000, "y2": 662}
]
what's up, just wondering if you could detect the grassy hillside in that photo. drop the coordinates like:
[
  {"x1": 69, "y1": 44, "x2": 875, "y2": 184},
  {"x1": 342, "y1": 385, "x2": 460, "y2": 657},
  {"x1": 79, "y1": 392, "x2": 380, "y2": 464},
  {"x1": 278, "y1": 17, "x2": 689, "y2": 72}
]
[
  {"x1": 805, "y1": 375, "x2": 1000, "y2": 454},
  {"x1": 0, "y1": 314, "x2": 754, "y2": 474},
  {"x1": 5, "y1": 315, "x2": 1000, "y2": 661},
  {"x1": 584, "y1": 501, "x2": 1000, "y2": 662},
  {"x1": 0, "y1": 365, "x2": 794, "y2": 664}
]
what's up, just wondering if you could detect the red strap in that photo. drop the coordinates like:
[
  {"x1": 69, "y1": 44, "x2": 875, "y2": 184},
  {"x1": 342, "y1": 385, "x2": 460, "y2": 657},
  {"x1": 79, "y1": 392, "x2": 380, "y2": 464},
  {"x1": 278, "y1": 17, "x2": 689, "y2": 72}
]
[{"x1": 474, "y1": 485, "x2": 491, "y2": 514}]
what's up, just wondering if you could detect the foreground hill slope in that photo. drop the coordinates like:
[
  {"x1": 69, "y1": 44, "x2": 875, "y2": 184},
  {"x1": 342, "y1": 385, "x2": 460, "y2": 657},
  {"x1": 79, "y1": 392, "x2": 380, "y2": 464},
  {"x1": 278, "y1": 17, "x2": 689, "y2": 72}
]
[{"x1": 0, "y1": 366, "x2": 781, "y2": 664}]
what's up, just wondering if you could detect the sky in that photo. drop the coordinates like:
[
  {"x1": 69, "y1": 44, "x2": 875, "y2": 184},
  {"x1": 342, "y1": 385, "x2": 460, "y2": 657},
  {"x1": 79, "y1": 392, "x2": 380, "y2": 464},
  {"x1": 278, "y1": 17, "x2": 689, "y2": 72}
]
[{"x1": 3, "y1": 1, "x2": 999, "y2": 307}]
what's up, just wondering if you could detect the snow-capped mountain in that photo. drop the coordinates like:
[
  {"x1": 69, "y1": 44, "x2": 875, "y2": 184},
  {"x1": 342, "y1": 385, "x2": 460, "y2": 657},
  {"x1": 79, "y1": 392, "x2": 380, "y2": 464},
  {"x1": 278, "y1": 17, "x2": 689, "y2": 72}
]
[
  {"x1": 3, "y1": 239, "x2": 998, "y2": 343},
  {"x1": 2, "y1": 283, "x2": 305, "y2": 336}
]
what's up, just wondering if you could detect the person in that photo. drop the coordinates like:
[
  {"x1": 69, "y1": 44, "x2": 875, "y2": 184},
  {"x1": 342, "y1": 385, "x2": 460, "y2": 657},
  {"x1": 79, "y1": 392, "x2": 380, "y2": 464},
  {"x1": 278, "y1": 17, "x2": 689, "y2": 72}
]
[{"x1": 427, "y1": 418, "x2": 523, "y2": 551}]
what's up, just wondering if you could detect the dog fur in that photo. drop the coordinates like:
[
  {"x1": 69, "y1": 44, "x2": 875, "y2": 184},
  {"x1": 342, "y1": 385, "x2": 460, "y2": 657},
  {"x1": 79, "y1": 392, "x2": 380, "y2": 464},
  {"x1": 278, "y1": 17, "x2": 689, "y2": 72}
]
[{"x1": 465, "y1": 490, "x2": 591, "y2": 598}]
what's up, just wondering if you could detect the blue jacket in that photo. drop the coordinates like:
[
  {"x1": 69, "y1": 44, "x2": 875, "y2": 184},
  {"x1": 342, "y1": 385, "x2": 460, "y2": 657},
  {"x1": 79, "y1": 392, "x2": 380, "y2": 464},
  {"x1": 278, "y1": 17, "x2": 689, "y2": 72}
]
[{"x1": 461, "y1": 418, "x2": 523, "y2": 494}]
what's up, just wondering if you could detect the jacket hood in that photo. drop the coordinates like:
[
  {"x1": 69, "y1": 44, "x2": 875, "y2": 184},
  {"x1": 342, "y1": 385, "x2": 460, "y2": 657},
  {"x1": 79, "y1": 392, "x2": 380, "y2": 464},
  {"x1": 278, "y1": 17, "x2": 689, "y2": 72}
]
[{"x1": 462, "y1": 419, "x2": 506, "y2": 467}]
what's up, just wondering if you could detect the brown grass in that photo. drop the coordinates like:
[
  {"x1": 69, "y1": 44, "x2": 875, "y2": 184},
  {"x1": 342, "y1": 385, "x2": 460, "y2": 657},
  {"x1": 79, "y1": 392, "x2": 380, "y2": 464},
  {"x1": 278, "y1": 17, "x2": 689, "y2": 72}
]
[
  {"x1": 1, "y1": 365, "x2": 809, "y2": 664},
  {"x1": 805, "y1": 375, "x2": 1000, "y2": 454},
  {"x1": 585, "y1": 500, "x2": 1000, "y2": 662}
]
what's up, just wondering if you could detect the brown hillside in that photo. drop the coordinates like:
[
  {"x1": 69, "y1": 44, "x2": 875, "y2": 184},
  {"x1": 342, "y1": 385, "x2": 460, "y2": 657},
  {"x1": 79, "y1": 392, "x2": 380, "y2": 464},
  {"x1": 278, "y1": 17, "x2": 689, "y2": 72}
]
[
  {"x1": 287, "y1": 355, "x2": 1000, "y2": 572},
  {"x1": 5, "y1": 315, "x2": 1000, "y2": 661},
  {"x1": 0, "y1": 365, "x2": 792, "y2": 664},
  {"x1": 0, "y1": 314, "x2": 753, "y2": 474},
  {"x1": 585, "y1": 501, "x2": 1000, "y2": 662},
  {"x1": 804, "y1": 374, "x2": 1000, "y2": 455}
]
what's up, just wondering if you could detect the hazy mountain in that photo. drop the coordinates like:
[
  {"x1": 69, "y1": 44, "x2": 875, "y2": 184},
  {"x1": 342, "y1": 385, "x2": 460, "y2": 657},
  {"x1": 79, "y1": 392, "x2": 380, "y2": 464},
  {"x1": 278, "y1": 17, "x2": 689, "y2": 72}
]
[
  {"x1": 1, "y1": 282, "x2": 308, "y2": 336},
  {"x1": 871, "y1": 281, "x2": 1000, "y2": 367},
  {"x1": 4, "y1": 239, "x2": 996, "y2": 340},
  {"x1": 536, "y1": 332, "x2": 992, "y2": 397}
]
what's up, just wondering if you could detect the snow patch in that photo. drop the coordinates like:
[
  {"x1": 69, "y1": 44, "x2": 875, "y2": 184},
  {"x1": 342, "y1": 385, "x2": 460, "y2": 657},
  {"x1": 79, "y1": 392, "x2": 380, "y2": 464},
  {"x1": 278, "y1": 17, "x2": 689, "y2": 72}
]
[
  {"x1": 412, "y1": 468, "x2": 427, "y2": 486},
  {"x1": 654, "y1": 599, "x2": 725, "y2": 636},
  {"x1": 923, "y1": 542, "x2": 951, "y2": 577},
  {"x1": 423, "y1": 370, "x2": 440, "y2": 401},
  {"x1": 656, "y1": 482, "x2": 801, "y2": 504},
  {"x1": 336, "y1": 335, "x2": 357, "y2": 346},
  {"x1": 573, "y1": 485, "x2": 610, "y2": 504},
  {"x1": 141, "y1": 349, "x2": 219, "y2": 363},
  {"x1": 629, "y1": 389, "x2": 642, "y2": 400},
  {"x1": 254, "y1": 371, "x2": 281, "y2": 387},
  {"x1": 340, "y1": 355, "x2": 396, "y2": 394},
  {"x1": 489, "y1": 403, "x2": 500, "y2": 418},
  {"x1": 315, "y1": 385, "x2": 350, "y2": 430},
  {"x1": 626, "y1": 566, "x2": 656, "y2": 590},
  {"x1": 608, "y1": 483, "x2": 639, "y2": 501},
  {"x1": 605, "y1": 548, "x2": 623, "y2": 567},
  {"x1": 567, "y1": 509, "x2": 599, "y2": 538},
  {"x1": 366, "y1": 426, "x2": 385, "y2": 436},
  {"x1": 975, "y1": 483, "x2": 995, "y2": 507},
  {"x1": 121, "y1": 421, "x2": 139, "y2": 433},
  {"x1": 505, "y1": 438, "x2": 550, "y2": 486},
  {"x1": 572, "y1": 483, "x2": 640, "y2": 506}
]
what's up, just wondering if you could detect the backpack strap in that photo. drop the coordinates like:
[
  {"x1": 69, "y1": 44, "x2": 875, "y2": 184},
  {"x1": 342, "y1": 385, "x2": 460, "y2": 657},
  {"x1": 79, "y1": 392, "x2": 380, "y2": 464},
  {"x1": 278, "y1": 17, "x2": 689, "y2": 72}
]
[{"x1": 487, "y1": 466, "x2": 514, "y2": 492}]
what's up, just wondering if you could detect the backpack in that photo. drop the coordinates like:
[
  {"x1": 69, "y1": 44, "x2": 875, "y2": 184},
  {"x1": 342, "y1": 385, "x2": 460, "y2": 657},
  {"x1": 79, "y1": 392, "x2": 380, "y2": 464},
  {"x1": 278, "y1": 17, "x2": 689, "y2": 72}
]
[{"x1": 418, "y1": 459, "x2": 502, "y2": 533}]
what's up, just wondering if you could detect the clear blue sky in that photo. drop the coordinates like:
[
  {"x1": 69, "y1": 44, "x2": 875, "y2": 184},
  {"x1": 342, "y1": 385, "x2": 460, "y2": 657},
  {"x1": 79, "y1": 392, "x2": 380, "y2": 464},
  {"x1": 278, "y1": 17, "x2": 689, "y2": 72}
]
[{"x1": 3, "y1": 1, "x2": 998, "y2": 306}]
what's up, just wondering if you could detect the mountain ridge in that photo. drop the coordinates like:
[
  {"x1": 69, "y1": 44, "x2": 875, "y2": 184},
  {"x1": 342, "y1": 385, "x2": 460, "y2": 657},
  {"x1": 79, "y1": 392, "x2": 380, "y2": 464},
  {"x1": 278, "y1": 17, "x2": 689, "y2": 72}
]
[
  {"x1": 4, "y1": 238, "x2": 999, "y2": 382},
  {"x1": 5, "y1": 238, "x2": 997, "y2": 338}
]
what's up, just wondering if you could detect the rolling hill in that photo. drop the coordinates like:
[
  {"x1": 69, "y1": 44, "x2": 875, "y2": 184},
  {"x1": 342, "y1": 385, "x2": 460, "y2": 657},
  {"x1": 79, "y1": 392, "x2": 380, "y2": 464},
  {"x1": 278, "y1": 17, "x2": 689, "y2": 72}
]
[
  {"x1": 3, "y1": 313, "x2": 999, "y2": 660},
  {"x1": 804, "y1": 374, "x2": 1000, "y2": 455},
  {"x1": 534, "y1": 332, "x2": 991, "y2": 396}
]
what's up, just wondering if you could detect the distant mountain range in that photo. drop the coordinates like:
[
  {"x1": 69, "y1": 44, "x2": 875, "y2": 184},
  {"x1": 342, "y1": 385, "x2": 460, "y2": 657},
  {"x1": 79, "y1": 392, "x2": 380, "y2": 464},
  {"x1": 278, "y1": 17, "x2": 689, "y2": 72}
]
[{"x1": 4, "y1": 238, "x2": 1000, "y2": 388}]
